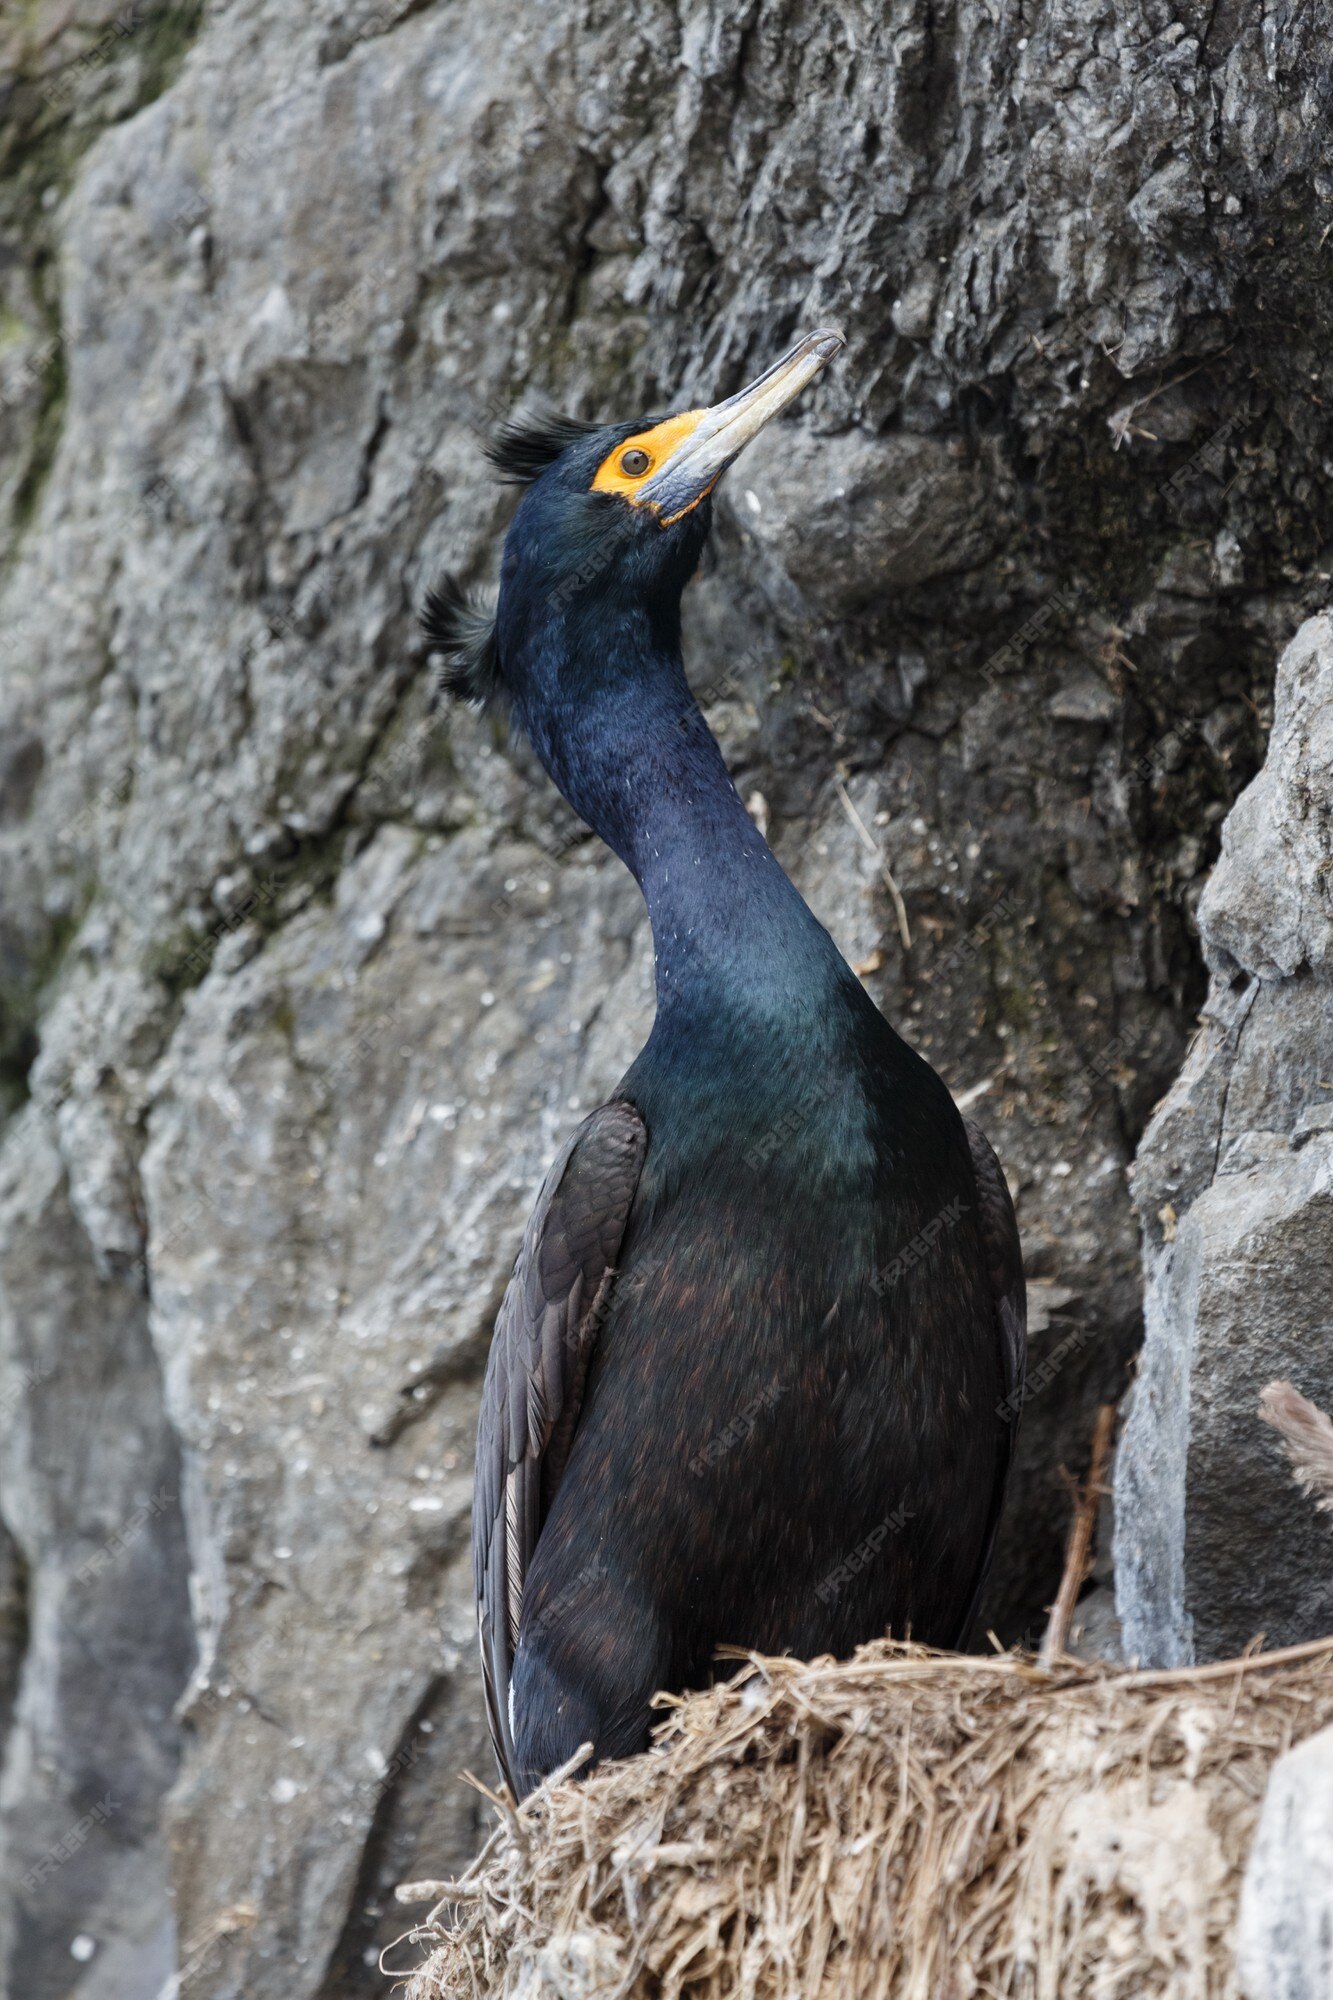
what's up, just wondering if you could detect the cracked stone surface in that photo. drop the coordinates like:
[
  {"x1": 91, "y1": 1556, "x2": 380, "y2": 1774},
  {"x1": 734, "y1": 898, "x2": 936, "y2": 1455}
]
[
  {"x1": 1, "y1": 0, "x2": 1331, "y2": 1991},
  {"x1": 1116, "y1": 613, "x2": 1333, "y2": 1667}
]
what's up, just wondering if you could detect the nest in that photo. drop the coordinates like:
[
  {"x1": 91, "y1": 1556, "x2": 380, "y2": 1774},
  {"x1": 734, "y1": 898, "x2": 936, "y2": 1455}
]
[{"x1": 394, "y1": 1637, "x2": 1333, "y2": 2000}]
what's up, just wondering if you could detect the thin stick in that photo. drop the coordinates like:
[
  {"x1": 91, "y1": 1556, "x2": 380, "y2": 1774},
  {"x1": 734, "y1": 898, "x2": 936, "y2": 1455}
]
[
  {"x1": 1038, "y1": 1403, "x2": 1116, "y2": 1670},
  {"x1": 1114, "y1": 1634, "x2": 1333, "y2": 1690},
  {"x1": 834, "y1": 775, "x2": 912, "y2": 952}
]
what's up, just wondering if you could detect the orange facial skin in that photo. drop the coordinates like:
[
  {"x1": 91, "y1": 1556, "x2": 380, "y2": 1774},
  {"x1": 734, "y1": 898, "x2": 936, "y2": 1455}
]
[{"x1": 591, "y1": 409, "x2": 709, "y2": 517}]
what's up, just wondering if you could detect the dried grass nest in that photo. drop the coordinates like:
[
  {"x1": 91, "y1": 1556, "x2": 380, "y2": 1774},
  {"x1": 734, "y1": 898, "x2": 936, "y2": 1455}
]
[{"x1": 394, "y1": 1635, "x2": 1333, "y2": 2000}]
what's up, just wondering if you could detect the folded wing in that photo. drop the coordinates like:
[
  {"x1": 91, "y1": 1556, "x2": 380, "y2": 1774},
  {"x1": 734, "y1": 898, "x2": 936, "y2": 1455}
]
[
  {"x1": 956, "y1": 1116, "x2": 1027, "y2": 1642},
  {"x1": 471, "y1": 1098, "x2": 647, "y2": 1790}
]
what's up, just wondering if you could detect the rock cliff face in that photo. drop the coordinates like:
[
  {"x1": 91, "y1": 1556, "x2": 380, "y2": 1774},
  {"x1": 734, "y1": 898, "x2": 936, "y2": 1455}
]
[
  {"x1": 0, "y1": 0, "x2": 1330, "y2": 1992},
  {"x1": 1116, "y1": 614, "x2": 1333, "y2": 1668}
]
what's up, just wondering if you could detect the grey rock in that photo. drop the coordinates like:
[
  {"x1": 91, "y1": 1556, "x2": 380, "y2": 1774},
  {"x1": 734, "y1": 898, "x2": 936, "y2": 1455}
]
[
  {"x1": 1199, "y1": 615, "x2": 1333, "y2": 984},
  {"x1": 890, "y1": 268, "x2": 939, "y2": 343},
  {"x1": 0, "y1": 0, "x2": 1330, "y2": 1992},
  {"x1": 1237, "y1": 1725, "x2": 1333, "y2": 2000},
  {"x1": 1116, "y1": 615, "x2": 1333, "y2": 1667},
  {"x1": 729, "y1": 427, "x2": 999, "y2": 609},
  {"x1": 1048, "y1": 670, "x2": 1120, "y2": 725},
  {"x1": 0, "y1": 1110, "x2": 192, "y2": 2000}
]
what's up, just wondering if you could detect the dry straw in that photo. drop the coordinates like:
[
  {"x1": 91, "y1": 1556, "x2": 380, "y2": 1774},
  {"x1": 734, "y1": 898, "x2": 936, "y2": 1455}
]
[{"x1": 394, "y1": 1635, "x2": 1333, "y2": 2000}]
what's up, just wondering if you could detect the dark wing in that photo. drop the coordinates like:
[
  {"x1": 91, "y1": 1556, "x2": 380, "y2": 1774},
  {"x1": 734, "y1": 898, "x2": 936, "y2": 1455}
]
[
  {"x1": 471, "y1": 1098, "x2": 647, "y2": 1791},
  {"x1": 955, "y1": 1116, "x2": 1027, "y2": 1643}
]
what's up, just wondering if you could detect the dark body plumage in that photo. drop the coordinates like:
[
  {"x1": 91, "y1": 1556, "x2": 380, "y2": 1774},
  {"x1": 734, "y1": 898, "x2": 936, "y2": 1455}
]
[{"x1": 433, "y1": 365, "x2": 1026, "y2": 1798}]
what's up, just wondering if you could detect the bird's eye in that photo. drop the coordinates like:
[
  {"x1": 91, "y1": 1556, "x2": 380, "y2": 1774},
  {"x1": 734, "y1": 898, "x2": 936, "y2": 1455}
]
[{"x1": 619, "y1": 447, "x2": 652, "y2": 477}]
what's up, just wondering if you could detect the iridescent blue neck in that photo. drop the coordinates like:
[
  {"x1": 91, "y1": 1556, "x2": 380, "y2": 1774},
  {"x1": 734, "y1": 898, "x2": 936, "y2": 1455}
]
[{"x1": 515, "y1": 610, "x2": 847, "y2": 1029}]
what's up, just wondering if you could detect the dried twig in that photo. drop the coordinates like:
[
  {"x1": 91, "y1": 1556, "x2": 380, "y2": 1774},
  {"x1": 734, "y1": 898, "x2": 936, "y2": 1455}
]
[{"x1": 1038, "y1": 1402, "x2": 1117, "y2": 1669}]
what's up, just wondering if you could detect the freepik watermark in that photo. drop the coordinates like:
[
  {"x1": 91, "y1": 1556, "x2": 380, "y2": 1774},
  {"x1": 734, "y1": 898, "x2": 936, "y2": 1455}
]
[
  {"x1": 815, "y1": 1506, "x2": 915, "y2": 1603},
  {"x1": 997, "y1": 1322, "x2": 1093, "y2": 1425},
  {"x1": 0, "y1": 332, "x2": 63, "y2": 414},
  {"x1": 369, "y1": 713, "x2": 441, "y2": 793},
  {"x1": 523, "y1": 1553, "x2": 610, "y2": 1643},
  {"x1": 980, "y1": 585, "x2": 1081, "y2": 687},
  {"x1": 491, "y1": 818, "x2": 594, "y2": 918},
  {"x1": 548, "y1": 516, "x2": 639, "y2": 611},
  {"x1": 75, "y1": 1488, "x2": 174, "y2": 1586},
  {"x1": 319, "y1": 998, "x2": 408, "y2": 1087},
  {"x1": 343, "y1": 1725, "x2": 429, "y2": 1811},
  {"x1": 938, "y1": 891, "x2": 1019, "y2": 976},
  {"x1": 99, "y1": 446, "x2": 212, "y2": 543},
  {"x1": 171, "y1": 872, "x2": 284, "y2": 987},
  {"x1": 677, "y1": 641, "x2": 771, "y2": 732},
  {"x1": 1126, "y1": 711, "x2": 1203, "y2": 789},
  {"x1": 236, "y1": 555, "x2": 367, "y2": 672},
  {"x1": 869, "y1": 1197, "x2": 969, "y2": 1298},
  {"x1": 20, "y1": 1796, "x2": 119, "y2": 1895},
  {"x1": 1159, "y1": 416, "x2": 1245, "y2": 513},
  {"x1": 189, "y1": 1677, "x2": 434, "y2": 1821},
  {"x1": 310, "y1": 274, "x2": 381, "y2": 347},
  {"x1": 172, "y1": 144, "x2": 265, "y2": 236},
  {"x1": 152, "y1": 1903, "x2": 256, "y2": 1999},
  {"x1": 0, "y1": 1361, "x2": 56, "y2": 1424},
  {"x1": 744, "y1": 1079, "x2": 841, "y2": 1172},
  {"x1": 688, "y1": 1379, "x2": 787, "y2": 1478},
  {"x1": 880, "y1": 488, "x2": 941, "y2": 552},
  {"x1": 62, "y1": 764, "x2": 136, "y2": 848},
  {"x1": 39, "y1": 8, "x2": 143, "y2": 108},
  {"x1": 1079, "y1": 1023, "x2": 1147, "y2": 1090}
]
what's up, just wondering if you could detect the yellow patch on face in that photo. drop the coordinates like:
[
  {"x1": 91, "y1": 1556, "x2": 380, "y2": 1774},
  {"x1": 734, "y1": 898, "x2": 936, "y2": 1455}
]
[{"x1": 590, "y1": 409, "x2": 707, "y2": 505}]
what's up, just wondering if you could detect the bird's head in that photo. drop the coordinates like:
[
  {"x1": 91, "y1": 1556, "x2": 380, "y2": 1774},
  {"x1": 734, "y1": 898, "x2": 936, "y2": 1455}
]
[{"x1": 422, "y1": 328, "x2": 844, "y2": 729}]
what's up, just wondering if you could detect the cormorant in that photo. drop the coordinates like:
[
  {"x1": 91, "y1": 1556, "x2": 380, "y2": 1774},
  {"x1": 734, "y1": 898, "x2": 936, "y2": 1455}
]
[{"x1": 424, "y1": 329, "x2": 1026, "y2": 1798}]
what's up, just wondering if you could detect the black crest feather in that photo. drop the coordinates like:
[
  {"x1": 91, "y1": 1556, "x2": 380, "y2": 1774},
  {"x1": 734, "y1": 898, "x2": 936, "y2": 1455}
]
[
  {"x1": 485, "y1": 407, "x2": 603, "y2": 484},
  {"x1": 421, "y1": 574, "x2": 501, "y2": 707}
]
